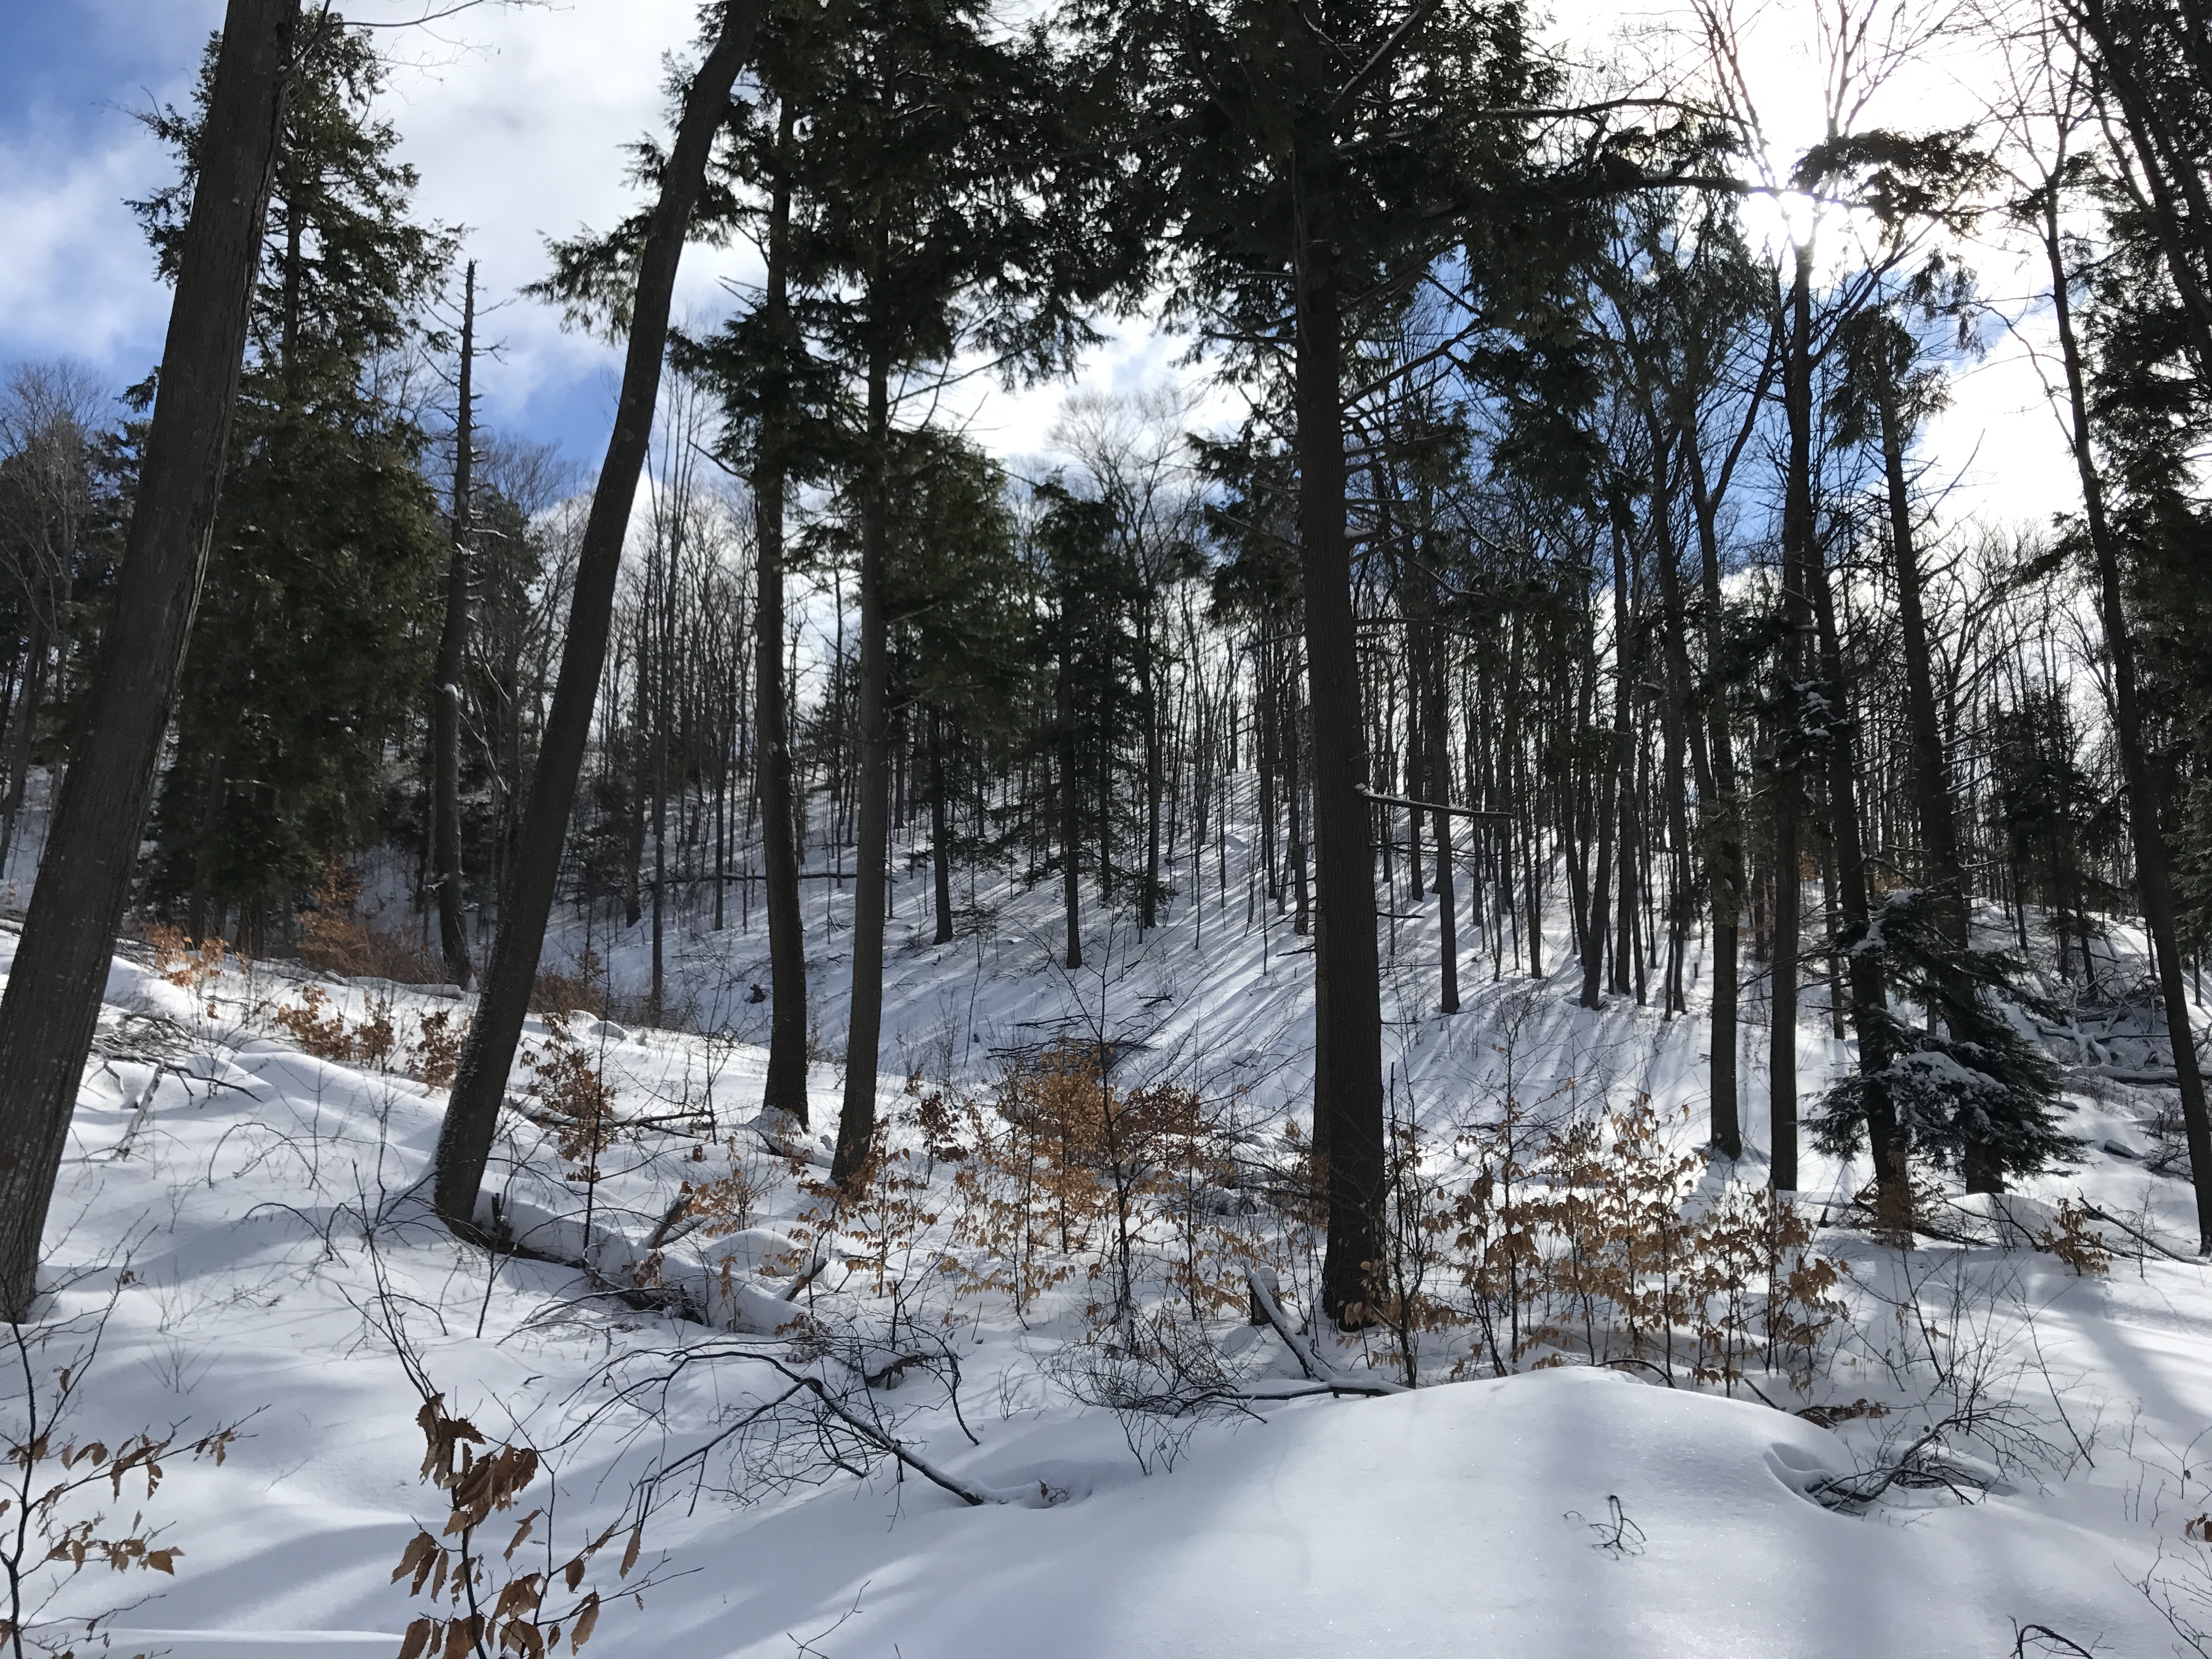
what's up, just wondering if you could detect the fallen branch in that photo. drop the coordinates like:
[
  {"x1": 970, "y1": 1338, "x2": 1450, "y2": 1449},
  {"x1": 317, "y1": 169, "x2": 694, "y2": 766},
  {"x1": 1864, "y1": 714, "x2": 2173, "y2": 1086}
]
[
  {"x1": 748, "y1": 1355, "x2": 1046, "y2": 1508},
  {"x1": 2076, "y1": 1201, "x2": 2207, "y2": 1264},
  {"x1": 1244, "y1": 1267, "x2": 1405, "y2": 1397}
]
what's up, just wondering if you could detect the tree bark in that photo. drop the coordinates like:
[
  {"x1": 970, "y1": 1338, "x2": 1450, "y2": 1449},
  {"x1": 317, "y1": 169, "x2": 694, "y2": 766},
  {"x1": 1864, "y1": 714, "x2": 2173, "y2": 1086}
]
[
  {"x1": 1686, "y1": 433, "x2": 1744, "y2": 1159},
  {"x1": 435, "y1": 0, "x2": 763, "y2": 1231},
  {"x1": 431, "y1": 258, "x2": 477, "y2": 988},
  {"x1": 831, "y1": 334, "x2": 894, "y2": 1188},
  {"x1": 1770, "y1": 241, "x2": 1817, "y2": 1195},
  {"x1": 1810, "y1": 539, "x2": 1905, "y2": 1222},
  {"x1": 2043, "y1": 194, "x2": 2212, "y2": 1250},
  {"x1": 1423, "y1": 610, "x2": 1460, "y2": 1015},
  {"x1": 929, "y1": 710, "x2": 955, "y2": 946},
  {"x1": 1294, "y1": 261, "x2": 1385, "y2": 1328},
  {"x1": 753, "y1": 101, "x2": 808, "y2": 1126},
  {"x1": 0, "y1": 0, "x2": 301, "y2": 1323},
  {"x1": 1059, "y1": 590, "x2": 1082, "y2": 972}
]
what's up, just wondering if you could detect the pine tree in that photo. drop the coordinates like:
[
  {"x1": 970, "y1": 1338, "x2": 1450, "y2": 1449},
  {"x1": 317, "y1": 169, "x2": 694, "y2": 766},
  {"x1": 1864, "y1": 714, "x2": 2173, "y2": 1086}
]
[
  {"x1": 1813, "y1": 888, "x2": 2075, "y2": 1188},
  {"x1": 132, "y1": 14, "x2": 453, "y2": 944}
]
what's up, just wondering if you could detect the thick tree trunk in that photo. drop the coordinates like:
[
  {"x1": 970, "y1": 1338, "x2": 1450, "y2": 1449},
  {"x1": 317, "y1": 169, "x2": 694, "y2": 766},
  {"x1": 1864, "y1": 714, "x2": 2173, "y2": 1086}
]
[
  {"x1": 1686, "y1": 442, "x2": 1743, "y2": 1159},
  {"x1": 0, "y1": 0, "x2": 300, "y2": 1323},
  {"x1": 1770, "y1": 241, "x2": 1817, "y2": 1195},
  {"x1": 753, "y1": 108, "x2": 808, "y2": 1127},
  {"x1": 432, "y1": 258, "x2": 477, "y2": 988},
  {"x1": 1294, "y1": 265, "x2": 1385, "y2": 1328},
  {"x1": 435, "y1": 0, "x2": 763, "y2": 1231},
  {"x1": 831, "y1": 336, "x2": 894, "y2": 1189},
  {"x1": 2044, "y1": 199, "x2": 2212, "y2": 1251}
]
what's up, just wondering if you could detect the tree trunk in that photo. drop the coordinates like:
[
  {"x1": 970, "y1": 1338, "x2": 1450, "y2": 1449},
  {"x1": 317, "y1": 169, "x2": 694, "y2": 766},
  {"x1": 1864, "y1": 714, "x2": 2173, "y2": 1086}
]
[
  {"x1": 2043, "y1": 193, "x2": 2212, "y2": 1250},
  {"x1": 753, "y1": 104, "x2": 808, "y2": 1126},
  {"x1": 435, "y1": 0, "x2": 763, "y2": 1231},
  {"x1": 1059, "y1": 597, "x2": 1082, "y2": 971},
  {"x1": 831, "y1": 328, "x2": 894, "y2": 1189},
  {"x1": 431, "y1": 258, "x2": 477, "y2": 988},
  {"x1": 930, "y1": 709, "x2": 955, "y2": 946},
  {"x1": 0, "y1": 0, "x2": 301, "y2": 1323},
  {"x1": 1294, "y1": 260, "x2": 1385, "y2": 1328},
  {"x1": 1810, "y1": 541, "x2": 1905, "y2": 1224},
  {"x1": 1770, "y1": 241, "x2": 1816, "y2": 1195},
  {"x1": 1686, "y1": 435, "x2": 1743, "y2": 1159},
  {"x1": 0, "y1": 620, "x2": 49, "y2": 874},
  {"x1": 1424, "y1": 614, "x2": 1460, "y2": 1015}
]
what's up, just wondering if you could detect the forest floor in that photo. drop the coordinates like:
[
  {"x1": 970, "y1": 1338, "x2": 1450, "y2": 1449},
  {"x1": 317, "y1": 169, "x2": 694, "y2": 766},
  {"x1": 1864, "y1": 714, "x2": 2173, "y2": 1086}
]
[{"x1": 10, "y1": 822, "x2": 2212, "y2": 1657}]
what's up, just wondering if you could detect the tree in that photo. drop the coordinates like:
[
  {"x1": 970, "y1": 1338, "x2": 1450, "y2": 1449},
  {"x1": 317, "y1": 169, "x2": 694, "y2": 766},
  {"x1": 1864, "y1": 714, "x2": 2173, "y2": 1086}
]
[
  {"x1": 1029, "y1": 481, "x2": 1127, "y2": 969},
  {"x1": 881, "y1": 433, "x2": 1028, "y2": 950},
  {"x1": 1077, "y1": 0, "x2": 1547, "y2": 1325},
  {"x1": 134, "y1": 14, "x2": 452, "y2": 946},
  {"x1": 0, "y1": 362, "x2": 109, "y2": 872},
  {"x1": 434, "y1": 0, "x2": 766, "y2": 1234},
  {"x1": 0, "y1": 0, "x2": 302, "y2": 1324},
  {"x1": 431, "y1": 258, "x2": 481, "y2": 986},
  {"x1": 1990, "y1": 13, "x2": 2212, "y2": 1246},
  {"x1": 724, "y1": 0, "x2": 1112, "y2": 1189}
]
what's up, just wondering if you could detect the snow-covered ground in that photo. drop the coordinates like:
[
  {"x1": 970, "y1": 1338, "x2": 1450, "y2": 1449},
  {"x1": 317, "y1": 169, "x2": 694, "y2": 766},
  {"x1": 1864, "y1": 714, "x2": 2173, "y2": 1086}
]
[{"x1": 10, "y1": 826, "x2": 2212, "y2": 1658}]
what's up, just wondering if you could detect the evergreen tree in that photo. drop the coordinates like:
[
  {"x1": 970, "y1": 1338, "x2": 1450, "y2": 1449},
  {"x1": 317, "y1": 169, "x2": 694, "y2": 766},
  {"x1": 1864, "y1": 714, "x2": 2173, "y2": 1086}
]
[
  {"x1": 133, "y1": 14, "x2": 452, "y2": 943},
  {"x1": 1028, "y1": 478, "x2": 1131, "y2": 969},
  {"x1": 1813, "y1": 888, "x2": 2075, "y2": 1187}
]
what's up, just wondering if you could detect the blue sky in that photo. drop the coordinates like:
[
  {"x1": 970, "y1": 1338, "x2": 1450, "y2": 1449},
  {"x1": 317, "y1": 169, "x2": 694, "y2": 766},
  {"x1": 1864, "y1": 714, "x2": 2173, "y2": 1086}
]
[
  {"x1": 0, "y1": 1, "x2": 759, "y2": 470},
  {"x1": 0, "y1": 2, "x2": 2073, "y2": 521}
]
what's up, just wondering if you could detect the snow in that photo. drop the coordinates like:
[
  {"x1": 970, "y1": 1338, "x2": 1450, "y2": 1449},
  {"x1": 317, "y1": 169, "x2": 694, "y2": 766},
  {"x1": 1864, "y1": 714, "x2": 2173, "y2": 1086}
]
[{"x1": 9, "y1": 855, "x2": 2212, "y2": 1657}]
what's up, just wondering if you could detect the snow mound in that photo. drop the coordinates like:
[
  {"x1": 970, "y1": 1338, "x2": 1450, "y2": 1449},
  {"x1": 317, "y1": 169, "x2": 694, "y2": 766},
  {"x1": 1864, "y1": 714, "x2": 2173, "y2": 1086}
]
[{"x1": 675, "y1": 1365, "x2": 2159, "y2": 1659}]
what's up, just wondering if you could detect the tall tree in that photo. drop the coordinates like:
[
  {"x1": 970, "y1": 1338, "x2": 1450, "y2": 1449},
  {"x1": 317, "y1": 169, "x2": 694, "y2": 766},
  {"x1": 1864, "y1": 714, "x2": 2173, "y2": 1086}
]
[
  {"x1": 136, "y1": 16, "x2": 452, "y2": 944},
  {"x1": 431, "y1": 258, "x2": 480, "y2": 986},
  {"x1": 433, "y1": 0, "x2": 765, "y2": 1234},
  {"x1": 1080, "y1": 0, "x2": 1545, "y2": 1324},
  {"x1": 721, "y1": 0, "x2": 1110, "y2": 1189},
  {"x1": 0, "y1": 0, "x2": 301, "y2": 1323}
]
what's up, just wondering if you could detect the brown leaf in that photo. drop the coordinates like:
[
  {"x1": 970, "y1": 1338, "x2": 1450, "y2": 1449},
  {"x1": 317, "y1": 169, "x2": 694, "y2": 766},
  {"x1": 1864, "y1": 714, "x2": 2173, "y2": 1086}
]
[
  {"x1": 393, "y1": 1531, "x2": 438, "y2": 1588},
  {"x1": 569, "y1": 1593, "x2": 600, "y2": 1651},
  {"x1": 562, "y1": 1555, "x2": 585, "y2": 1594},
  {"x1": 505, "y1": 1508, "x2": 541, "y2": 1560},
  {"x1": 491, "y1": 1573, "x2": 544, "y2": 1621},
  {"x1": 144, "y1": 1548, "x2": 179, "y2": 1575},
  {"x1": 397, "y1": 1616, "x2": 434, "y2": 1659},
  {"x1": 618, "y1": 1523, "x2": 641, "y2": 1579}
]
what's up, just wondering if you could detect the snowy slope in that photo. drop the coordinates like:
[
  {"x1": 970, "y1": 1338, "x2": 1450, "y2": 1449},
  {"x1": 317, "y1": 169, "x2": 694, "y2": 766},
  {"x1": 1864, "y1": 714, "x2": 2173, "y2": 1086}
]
[{"x1": 8, "y1": 853, "x2": 2212, "y2": 1658}]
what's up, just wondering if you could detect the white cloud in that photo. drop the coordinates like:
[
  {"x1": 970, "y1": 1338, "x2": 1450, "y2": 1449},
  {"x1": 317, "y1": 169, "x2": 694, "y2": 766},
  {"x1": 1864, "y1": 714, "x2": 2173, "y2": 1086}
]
[{"x1": 0, "y1": 0, "x2": 2103, "y2": 533}]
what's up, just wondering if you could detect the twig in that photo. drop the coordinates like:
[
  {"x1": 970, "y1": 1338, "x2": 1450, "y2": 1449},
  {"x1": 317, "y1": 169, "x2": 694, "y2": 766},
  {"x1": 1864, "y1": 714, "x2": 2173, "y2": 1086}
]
[{"x1": 2013, "y1": 1621, "x2": 2100, "y2": 1658}]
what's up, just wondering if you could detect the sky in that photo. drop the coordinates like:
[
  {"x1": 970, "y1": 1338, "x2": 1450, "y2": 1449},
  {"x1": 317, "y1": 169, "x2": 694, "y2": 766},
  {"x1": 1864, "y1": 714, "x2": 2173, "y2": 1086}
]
[{"x1": 0, "y1": 0, "x2": 2082, "y2": 527}]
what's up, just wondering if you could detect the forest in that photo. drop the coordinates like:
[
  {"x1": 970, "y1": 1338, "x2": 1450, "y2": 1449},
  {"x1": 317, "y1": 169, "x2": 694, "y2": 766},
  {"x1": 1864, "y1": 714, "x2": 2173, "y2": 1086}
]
[{"x1": 1, "y1": 1, "x2": 2210, "y2": 1655}]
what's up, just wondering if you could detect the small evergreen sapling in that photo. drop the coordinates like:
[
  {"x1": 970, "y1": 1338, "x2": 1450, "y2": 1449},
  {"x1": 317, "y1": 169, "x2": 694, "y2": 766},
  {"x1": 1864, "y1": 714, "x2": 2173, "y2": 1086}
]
[{"x1": 1812, "y1": 887, "x2": 2075, "y2": 1190}]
